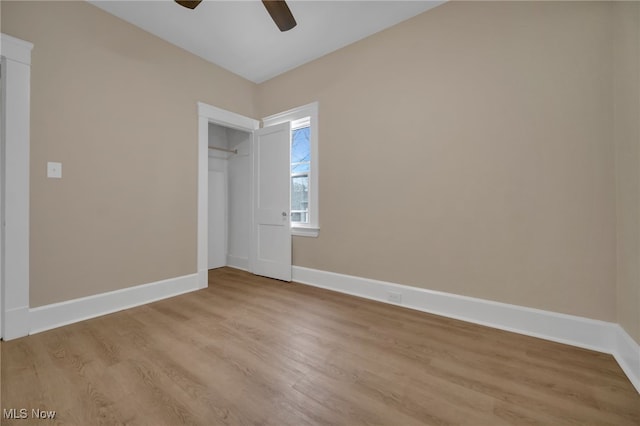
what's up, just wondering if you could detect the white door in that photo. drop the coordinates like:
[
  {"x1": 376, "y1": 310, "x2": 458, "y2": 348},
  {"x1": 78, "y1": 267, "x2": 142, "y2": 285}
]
[
  {"x1": 251, "y1": 122, "x2": 292, "y2": 281},
  {"x1": 208, "y1": 170, "x2": 226, "y2": 269}
]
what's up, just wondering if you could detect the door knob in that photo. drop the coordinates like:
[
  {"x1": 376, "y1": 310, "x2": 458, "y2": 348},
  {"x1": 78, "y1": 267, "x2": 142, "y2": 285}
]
[{"x1": 282, "y1": 212, "x2": 287, "y2": 217}]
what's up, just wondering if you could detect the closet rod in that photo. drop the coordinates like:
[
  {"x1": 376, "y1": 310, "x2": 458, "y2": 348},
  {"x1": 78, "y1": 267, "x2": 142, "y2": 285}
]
[{"x1": 208, "y1": 146, "x2": 237, "y2": 154}]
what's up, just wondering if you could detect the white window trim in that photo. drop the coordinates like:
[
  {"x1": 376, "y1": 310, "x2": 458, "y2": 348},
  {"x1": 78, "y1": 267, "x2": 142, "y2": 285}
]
[{"x1": 263, "y1": 102, "x2": 319, "y2": 237}]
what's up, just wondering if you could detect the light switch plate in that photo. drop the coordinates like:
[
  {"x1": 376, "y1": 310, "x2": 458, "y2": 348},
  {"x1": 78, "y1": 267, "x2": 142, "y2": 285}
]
[{"x1": 47, "y1": 162, "x2": 62, "y2": 178}]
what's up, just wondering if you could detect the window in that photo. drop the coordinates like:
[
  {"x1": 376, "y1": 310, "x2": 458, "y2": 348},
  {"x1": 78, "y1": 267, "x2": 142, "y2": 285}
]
[
  {"x1": 263, "y1": 102, "x2": 319, "y2": 237},
  {"x1": 291, "y1": 120, "x2": 310, "y2": 224}
]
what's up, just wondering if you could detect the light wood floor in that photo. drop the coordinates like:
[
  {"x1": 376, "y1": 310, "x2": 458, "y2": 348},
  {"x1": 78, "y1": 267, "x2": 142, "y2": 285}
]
[{"x1": 2, "y1": 267, "x2": 639, "y2": 425}]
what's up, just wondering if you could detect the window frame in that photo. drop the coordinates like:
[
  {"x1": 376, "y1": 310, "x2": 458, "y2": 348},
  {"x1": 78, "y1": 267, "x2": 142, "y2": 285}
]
[
  {"x1": 290, "y1": 119, "x2": 310, "y2": 226},
  {"x1": 262, "y1": 102, "x2": 319, "y2": 237}
]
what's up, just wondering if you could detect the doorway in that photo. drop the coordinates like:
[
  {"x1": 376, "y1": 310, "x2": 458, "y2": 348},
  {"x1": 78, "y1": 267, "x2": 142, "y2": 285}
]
[
  {"x1": 197, "y1": 102, "x2": 293, "y2": 287},
  {"x1": 196, "y1": 102, "x2": 259, "y2": 287},
  {"x1": 207, "y1": 123, "x2": 252, "y2": 271}
]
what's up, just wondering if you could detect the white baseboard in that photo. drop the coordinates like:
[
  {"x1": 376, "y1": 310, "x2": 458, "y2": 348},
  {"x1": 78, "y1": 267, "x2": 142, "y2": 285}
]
[
  {"x1": 29, "y1": 273, "x2": 200, "y2": 335},
  {"x1": 612, "y1": 325, "x2": 640, "y2": 393},
  {"x1": 292, "y1": 266, "x2": 640, "y2": 394},
  {"x1": 3, "y1": 305, "x2": 30, "y2": 340},
  {"x1": 227, "y1": 255, "x2": 249, "y2": 271}
]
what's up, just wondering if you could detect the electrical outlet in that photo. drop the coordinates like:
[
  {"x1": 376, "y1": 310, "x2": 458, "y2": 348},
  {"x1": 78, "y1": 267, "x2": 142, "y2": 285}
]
[{"x1": 388, "y1": 292, "x2": 402, "y2": 304}]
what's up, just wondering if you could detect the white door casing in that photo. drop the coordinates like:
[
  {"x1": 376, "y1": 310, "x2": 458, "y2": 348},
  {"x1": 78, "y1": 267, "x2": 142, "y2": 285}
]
[
  {"x1": 1, "y1": 34, "x2": 33, "y2": 340},
  {"x1": 251, "y1": 122, "x2": 292, "y2": 281}
]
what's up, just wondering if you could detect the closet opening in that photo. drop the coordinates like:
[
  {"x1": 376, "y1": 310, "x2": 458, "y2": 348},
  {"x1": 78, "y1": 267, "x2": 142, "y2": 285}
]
[{"x1": 207, "y1": 123, "x2": 252, "y2": 271}]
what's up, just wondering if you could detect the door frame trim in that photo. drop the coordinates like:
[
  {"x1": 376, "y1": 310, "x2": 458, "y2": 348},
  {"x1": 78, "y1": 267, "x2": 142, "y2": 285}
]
[
  {"x1": 1, "y1": 34, "x2": 33, "y2": 340},
  {"x1": 197, "y1": 102, "x2": 259, "y2": 287}
]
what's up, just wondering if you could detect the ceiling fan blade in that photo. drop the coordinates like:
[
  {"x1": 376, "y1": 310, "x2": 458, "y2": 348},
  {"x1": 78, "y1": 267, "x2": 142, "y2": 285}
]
[
  {"x1": 262, "y1": 0, "x2": 297, "y2": 32},
  {"x1": 175, "y1": 0, "x2": 202, "y2": 10}
]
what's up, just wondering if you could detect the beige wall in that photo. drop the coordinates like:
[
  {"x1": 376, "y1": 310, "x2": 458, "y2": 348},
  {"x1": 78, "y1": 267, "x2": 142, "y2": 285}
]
[
  {"x1": 613, "y1": 2, "x2": 640, "y2": 344},
  {"x1": 1, "y1": 1, "x2": 256, "y2": 307},
  {"x1": 256, "y1": 1, "x2": 618, "y2": 321}
]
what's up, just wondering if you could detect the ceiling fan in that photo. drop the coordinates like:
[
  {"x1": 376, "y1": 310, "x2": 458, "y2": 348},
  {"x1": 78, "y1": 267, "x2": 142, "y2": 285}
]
[{"x1": 175, "y1": 0, "x2": 297, "y2": 32}]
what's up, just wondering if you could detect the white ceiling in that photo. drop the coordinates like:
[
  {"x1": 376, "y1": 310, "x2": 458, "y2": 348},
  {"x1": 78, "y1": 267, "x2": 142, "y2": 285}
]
[{"x1": 89, "y1": 0, "x2": 444, "y2": 83}]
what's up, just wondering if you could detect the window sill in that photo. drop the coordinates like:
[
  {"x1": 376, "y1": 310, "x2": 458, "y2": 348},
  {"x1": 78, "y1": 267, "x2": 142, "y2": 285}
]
[{"x1": 291, "y1": 226, "x2": 319, "y2": 238}]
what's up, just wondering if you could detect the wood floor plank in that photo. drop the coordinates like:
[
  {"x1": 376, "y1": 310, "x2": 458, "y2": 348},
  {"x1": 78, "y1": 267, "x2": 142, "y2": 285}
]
[{"x1": 2, "y1": 266, "x2": 639, "y2": 425}]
